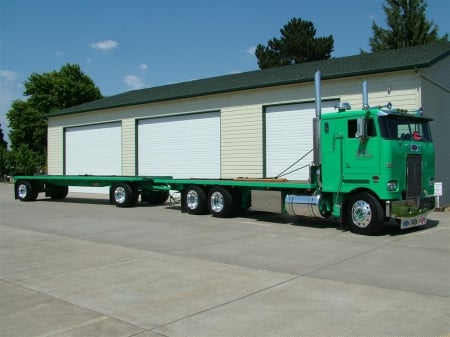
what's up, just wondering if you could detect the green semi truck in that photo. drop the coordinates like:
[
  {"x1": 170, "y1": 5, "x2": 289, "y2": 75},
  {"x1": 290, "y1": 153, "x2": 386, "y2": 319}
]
[{"x1": 13, "y1": 72, "x2": 436, "y2": 235}]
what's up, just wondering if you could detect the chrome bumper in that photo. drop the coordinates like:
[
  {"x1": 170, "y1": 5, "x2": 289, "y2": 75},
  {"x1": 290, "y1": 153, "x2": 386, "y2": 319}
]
[{"x1": 387, "y1": 196, "x2": 435, "y2": 229}]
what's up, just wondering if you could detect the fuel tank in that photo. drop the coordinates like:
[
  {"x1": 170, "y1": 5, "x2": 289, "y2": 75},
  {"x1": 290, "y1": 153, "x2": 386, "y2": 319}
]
[{"x1": 284, "y1": 193, "x2": 326, "y2": 218}]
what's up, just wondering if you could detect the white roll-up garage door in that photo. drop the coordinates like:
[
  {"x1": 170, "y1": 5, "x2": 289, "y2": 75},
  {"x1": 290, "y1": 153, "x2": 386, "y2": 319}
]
[
  {"x1": 65, "y1": 122, "x2": 122, "y2": 193},
  {"x1": 265, "y1": 101, "x2": 337, "y2": 181},
  {"x1": 138, "y1": 112, "x2": 220, "y2": 178}
]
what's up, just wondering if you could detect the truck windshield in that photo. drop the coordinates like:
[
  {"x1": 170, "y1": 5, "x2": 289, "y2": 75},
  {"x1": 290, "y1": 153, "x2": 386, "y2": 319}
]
[{"x1": 378, "y1": 115, "x2": 432, "y2": 142}]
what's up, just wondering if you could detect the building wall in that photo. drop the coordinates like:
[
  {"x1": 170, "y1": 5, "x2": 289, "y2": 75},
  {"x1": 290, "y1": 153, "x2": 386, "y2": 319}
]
[
  {"x1": 48, "y1": 70, "x2": 421, "y2": 179},
  {"x1": 420, "y1": 57, "x2": 450, "y2": 206}
]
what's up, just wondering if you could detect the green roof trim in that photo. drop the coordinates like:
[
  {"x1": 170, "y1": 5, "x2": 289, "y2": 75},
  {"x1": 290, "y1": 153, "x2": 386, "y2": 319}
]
[{"x1": 48, "y1": 42, "x2": 449, "y2": 117}]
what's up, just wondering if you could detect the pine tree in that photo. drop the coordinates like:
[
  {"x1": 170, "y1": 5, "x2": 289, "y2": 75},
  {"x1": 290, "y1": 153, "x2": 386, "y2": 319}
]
[
  {"x1": 255, "y1": 18, "x2": 334, "y2": 69},
  {"x1": 370, "y1": 0, "x2": 448, "y2": 52}
]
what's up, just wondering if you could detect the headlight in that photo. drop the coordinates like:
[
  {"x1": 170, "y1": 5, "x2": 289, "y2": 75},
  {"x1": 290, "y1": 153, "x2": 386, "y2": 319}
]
[{"x1": 387, "y1": 181, "x2": 398, "y2": 191}]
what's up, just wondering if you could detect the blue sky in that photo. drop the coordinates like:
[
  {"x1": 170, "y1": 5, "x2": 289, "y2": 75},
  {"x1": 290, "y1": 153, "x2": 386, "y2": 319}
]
[{"x1": 0, "y1": 0, "x2": 449, "y2": 143}]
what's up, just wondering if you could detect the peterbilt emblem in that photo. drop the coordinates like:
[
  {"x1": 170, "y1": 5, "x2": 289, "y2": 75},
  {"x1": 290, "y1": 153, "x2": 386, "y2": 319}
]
[{"x1": 410, "y1": 144, "x2": 419, "y2": 152}]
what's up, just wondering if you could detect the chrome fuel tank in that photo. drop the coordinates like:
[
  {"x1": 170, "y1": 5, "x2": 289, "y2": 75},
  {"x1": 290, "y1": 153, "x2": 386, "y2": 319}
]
[{"x1": 285, "y1": 194, "x2": 325, "y2": 218}]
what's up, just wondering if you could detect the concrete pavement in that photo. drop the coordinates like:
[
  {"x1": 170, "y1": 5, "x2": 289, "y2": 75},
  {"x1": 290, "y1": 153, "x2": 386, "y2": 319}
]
[{"x1": 1, "y1": 183, "x2": 449, "y2": 336}]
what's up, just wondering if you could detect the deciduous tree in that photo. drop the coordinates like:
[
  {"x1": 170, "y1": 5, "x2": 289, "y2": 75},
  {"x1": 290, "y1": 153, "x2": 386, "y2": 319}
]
[
  {"x1": 0, "y1": 123, "x2": 7, "y2": 176},
  {"x1": 6, "y1": 64, "x2": 102, "y2": 173}
]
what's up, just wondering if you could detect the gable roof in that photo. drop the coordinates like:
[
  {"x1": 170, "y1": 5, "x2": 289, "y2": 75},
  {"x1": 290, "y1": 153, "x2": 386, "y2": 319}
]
[{"x1": 48, "y1": 42, "x2": 449, "y2": 117}]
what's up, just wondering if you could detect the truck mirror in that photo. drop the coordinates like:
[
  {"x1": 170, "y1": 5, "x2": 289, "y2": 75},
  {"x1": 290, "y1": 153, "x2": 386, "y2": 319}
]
[{"x1": 355, "y1": 117, "x2": 368, "y2": 140}]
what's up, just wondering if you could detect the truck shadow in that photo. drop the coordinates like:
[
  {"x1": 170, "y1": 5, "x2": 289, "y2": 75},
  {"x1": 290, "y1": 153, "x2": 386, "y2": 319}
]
[
  {"x1": 40, "y1": 196, "x2": 111, "y2": 205},
  {"x1": 377, "y1": 219, "x2": 439, "y2": 236},
  {"x1": 243, "y1": 210, "x2": 339, "y2": 229},
  {"x1": 168, "y1": 207, "x2": 440, "y2": 236},
  {"x1": 40, "y1": 198, "x2": 440, "y2": 236}
]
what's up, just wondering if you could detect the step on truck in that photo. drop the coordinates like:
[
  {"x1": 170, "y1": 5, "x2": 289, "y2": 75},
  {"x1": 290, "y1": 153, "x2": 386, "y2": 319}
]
[{"x1": 13, "y1": 71, "x2": 436, "y2": 235}]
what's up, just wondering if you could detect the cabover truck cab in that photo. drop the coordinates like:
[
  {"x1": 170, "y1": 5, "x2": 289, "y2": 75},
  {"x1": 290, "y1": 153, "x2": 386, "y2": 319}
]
[
  {"x1": 13, "y1": 72, "x2": 436, "y2": 235},
  {"x1": 316, "y1": 105, "x2": 435, "y2": 234}
]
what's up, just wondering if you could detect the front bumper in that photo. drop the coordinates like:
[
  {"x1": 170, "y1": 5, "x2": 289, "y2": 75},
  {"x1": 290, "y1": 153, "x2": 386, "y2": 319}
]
[{"x1": 387, "y1": 196, "x2": 435, "y2": 229}]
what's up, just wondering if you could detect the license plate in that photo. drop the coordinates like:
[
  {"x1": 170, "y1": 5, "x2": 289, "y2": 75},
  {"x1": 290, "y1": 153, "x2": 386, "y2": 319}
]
[{"x1": 400, "y1": 216, "x2": 427, "y2": 229}]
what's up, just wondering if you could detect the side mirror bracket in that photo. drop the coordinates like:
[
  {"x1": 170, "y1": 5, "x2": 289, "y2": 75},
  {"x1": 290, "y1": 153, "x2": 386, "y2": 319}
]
[{"x1": 355, "y1": 117, "x2": 368, "y2": 142}]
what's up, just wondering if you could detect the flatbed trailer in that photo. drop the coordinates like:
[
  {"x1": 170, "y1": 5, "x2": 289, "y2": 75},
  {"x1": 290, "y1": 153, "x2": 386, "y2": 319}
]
[{"x1": 13, "y1": 175, "x2": 173, "y2": 207}]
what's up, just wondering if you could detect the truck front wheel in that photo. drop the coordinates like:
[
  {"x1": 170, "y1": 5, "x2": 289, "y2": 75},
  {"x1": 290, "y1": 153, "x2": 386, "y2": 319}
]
[
  {"x1": 16, "y1": 180, "x2": 38, "y2": 201},
  {"x1": 346, "y1": 192, "x2": 384, "y2": 235}
]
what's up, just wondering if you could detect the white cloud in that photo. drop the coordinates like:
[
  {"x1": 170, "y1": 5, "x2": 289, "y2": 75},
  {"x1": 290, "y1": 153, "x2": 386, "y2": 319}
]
[
  {"x1": 247, "y1": 46, "x2": 257, "y2": 55},
  {"x1": 0, "y1": 70, "x2": 17, "y2": 82},
  {"x1": 0, "y1": 70, "x2": 19, "y2": 106},
  {"x1": 139, "y1": 64, "x2": 148, "y2": 70},
  {"x1": 55, "y1": 50, "x2": 64, "y2": 56},
  {"x1": 124, "y1": 75, "x2": 145, "y2": 90},
  {"x1": 91, "y1": 39, "x2": 119, "y2": 50},
  {"x1": 0, "y1": 70, "x2": 20, "y2": 142}
]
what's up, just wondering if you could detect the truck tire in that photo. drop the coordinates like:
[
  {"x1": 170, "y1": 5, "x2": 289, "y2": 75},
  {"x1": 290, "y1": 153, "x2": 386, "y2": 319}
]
[
  {"x1": 111, "y1": 183, "x2": 135, "y2": 207},
  {"x1": 208, "y1": 186, "x2": 235, "y2": 218},
  {"x1": 16, "y1": 180, "x2": 38, "y2": 201},
  {"x1": 346, "y1": 192, "x2": 384, "y2": 235},
  {"x1": 183, "y1": 185, "x2": 208, "y2": 215}
]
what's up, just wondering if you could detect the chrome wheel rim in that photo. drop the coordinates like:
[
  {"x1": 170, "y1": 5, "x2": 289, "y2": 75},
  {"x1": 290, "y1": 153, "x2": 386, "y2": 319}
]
[
  {"x1": 18, "y1": 184, "x2": 28, "y2": 199},
  {"x1": 186, "y1": 190, "x2": 199, "y2": 210},
  {"x1": 351, "y1": 200, "x2": 372, "y2": 228},
  {"x1": 114, "y1": 186, "x2": 126, "y2": 204},
  {"x1": 210, "y1": 191, "x2": 224, "y2": 213}
]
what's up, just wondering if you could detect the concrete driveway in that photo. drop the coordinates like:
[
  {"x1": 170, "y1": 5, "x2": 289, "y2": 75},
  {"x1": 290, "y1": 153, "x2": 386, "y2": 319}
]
[{"x1": 1, "y1": 183, "x2": 449, "y2": 336}]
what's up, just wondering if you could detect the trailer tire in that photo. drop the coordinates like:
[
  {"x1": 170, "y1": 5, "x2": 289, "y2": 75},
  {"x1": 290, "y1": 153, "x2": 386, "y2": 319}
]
[
  {"x1": 143, "y1": 190, "x2": 169, "y2": 205},
  {"x1": 346, "y1": 192, "x2": 384, "y2": 235},
  {"x1": 48, "y1": 186, "x2": 69, "y2": 199},
  {"x1": 111, "y1": 183, "x2": 135, "y2": 207},
  {"x1": 183, "y1": 185, "x2": 208, "y2": 215},
  {"x1": 16, "y1": 180, "x2": 38, "y2": 201},
  {"x1": 208, "y1": 186, "x2": 235, "y2": 218}
]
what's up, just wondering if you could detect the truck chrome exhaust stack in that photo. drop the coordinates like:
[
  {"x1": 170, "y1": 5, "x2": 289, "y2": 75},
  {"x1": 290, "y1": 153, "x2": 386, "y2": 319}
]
[
  {"x1": 362, "y1": 80, "x2": 369, "y2": 110},
  {"x1": 315, "y1": 71, "x2": 322, "y2": 119},
  {"x1": 313, "y1": 71, "x2": 321, "y2": 165}
]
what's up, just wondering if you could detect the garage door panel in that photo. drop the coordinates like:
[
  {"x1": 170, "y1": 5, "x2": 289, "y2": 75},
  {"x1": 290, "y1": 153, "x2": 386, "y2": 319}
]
[
  {"x1": 265, "y1": 102, "x2": 337, "y2": 180},
  {"x1": 65, "y1": 122, "x2": 122, "y2": 193},
  {"x1": 138, "y1": 112, "x2": 220, "y2": 178}
]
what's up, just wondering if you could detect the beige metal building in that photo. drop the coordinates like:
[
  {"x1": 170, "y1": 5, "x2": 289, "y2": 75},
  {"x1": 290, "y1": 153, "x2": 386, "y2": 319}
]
[{"x1": 47, "y1": 42, "x2": 450, "y2": 205}]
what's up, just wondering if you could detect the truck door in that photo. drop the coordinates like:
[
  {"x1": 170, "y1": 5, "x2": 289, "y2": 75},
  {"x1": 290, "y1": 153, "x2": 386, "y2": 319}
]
[{"x1": 342, "y1": 118, "x2": 379, "y2": 184}]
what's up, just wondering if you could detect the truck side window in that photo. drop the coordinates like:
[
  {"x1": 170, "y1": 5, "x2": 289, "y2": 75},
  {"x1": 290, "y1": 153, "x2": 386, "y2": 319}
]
[{"x1": 348, "y1": 118, "x2": 376, "y2": 138}]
